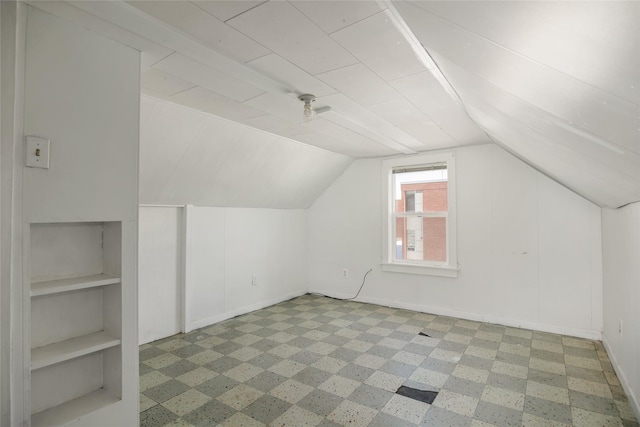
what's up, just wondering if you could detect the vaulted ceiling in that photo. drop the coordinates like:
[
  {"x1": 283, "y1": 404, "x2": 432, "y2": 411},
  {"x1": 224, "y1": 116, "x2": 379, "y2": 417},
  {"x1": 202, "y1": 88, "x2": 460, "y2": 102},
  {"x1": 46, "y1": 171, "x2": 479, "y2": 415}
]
[{"x1": 30, "y1": 1, "x2": 639, "y2": 208}]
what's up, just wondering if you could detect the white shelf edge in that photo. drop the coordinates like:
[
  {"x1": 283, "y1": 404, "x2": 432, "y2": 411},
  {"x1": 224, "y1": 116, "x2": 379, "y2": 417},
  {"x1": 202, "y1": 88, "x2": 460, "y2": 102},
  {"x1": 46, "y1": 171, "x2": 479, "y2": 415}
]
[
  {"x1": 31, "y1": 388, "x2": 120, "y2": 427},
  {"x1": 30, "y1": 273, "x2": 121, "y2": 297},
  {"x1": 31, "y1": 332, "x2": 121, "y2": 370}
]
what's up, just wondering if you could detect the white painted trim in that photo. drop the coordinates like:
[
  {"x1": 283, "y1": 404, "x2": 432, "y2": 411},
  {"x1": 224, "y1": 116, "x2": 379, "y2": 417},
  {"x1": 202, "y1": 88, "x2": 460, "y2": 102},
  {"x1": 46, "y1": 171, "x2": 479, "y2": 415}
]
[
  {"x1": 188, "y1": 290, "x2": 307, "y2": 331},
  {"x1": 310, "y1": 288, "x2": 602, "y2": 340},
  {"x1": 381, "y1": 263, "x2": 458, "y2": 278},
  {"x1": 180, "y1": 205, "x2": 192, "y2": 333},
  {"x1": 381, "y1": 152, "x2": 458, "y2": 276},
  {"x1": 602, "y1": 337, "x2": 640, "y2": 422}
]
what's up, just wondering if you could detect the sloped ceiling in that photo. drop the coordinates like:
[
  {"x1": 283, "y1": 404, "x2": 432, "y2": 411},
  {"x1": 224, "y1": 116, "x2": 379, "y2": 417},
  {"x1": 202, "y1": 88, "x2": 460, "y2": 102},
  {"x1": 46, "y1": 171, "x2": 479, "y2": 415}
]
[
  {"x1": 140, "y1": 96, "x2": 352, "y2": 207},
  {"x1": 29, "y1": 1, "x2": 639, "y2": 208},
  {"x1": 394, "y1": 1, "x2": 639, "y2": 208}
]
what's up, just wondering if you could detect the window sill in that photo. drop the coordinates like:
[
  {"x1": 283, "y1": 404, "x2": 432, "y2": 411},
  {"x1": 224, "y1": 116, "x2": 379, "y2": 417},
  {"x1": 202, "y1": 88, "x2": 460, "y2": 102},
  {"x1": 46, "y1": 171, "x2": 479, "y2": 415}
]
[{"x1": 381, "y1": 262, "x2": 459, "y2": 278}]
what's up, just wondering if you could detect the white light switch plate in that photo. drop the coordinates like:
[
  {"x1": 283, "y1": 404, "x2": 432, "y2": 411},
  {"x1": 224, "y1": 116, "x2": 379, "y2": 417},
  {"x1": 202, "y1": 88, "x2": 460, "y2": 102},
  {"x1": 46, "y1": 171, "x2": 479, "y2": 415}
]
[{"x1": 25, "y1": 136, "x2": 50, "y2": 169}]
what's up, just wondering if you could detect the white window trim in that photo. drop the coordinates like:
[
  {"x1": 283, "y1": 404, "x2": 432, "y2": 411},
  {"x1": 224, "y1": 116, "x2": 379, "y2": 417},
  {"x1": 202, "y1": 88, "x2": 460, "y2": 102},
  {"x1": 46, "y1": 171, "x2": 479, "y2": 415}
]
[{"x1": 381, "y1": 152, "x2": 458, "y2": 278}]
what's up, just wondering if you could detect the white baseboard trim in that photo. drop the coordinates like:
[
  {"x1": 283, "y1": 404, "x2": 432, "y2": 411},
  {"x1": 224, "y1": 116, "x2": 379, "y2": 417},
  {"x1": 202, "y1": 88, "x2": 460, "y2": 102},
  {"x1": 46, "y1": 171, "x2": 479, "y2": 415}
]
[
  {"x1": 187, "y1": 289, "x2": 308, "y2": 332},
  {"x1": 602, "y1": 336, "x2": 640, "y2": 421},
  {"x1": 310, "y1": 288, "x2": 601, "y2": 341}
]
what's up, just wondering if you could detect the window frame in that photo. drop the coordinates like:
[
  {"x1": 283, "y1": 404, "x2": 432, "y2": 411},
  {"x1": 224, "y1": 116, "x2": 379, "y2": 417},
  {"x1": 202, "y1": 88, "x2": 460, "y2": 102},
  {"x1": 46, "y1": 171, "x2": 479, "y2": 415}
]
[{"x1": 381, "y1": 152, "x2": 458, "y2": 277}]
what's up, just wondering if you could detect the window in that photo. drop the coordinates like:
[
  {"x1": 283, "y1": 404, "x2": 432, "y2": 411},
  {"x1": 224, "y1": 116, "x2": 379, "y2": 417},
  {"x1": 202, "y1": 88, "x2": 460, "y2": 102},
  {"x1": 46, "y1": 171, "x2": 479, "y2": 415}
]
[{"x1": 382, "y1": 152, "x2": 458, "y2": 277}]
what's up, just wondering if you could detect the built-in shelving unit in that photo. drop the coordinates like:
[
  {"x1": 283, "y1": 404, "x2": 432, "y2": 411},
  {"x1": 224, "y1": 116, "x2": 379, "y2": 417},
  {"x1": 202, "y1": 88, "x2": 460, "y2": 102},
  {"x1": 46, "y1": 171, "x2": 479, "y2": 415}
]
[
  {"x1": 30, "y1": 274, "x2": 121, "y2": 297},
  {"x1": 28, "y1": 222, "x2": 124, "y2": 426}
]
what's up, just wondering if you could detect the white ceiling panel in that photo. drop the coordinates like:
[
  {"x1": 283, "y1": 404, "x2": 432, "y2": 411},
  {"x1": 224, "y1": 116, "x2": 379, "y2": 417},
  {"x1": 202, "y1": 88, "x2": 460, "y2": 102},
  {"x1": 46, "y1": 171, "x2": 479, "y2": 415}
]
[
  {"x1": 127, "y1": 1, "x2": 269, "y2": 62},
  {"x1": 34, "y1": 0, "x2": 640, "y2": 207},
  {"x1": 139, "y1": 96, "x2": 207, "y2": 200},
  {"x1": 319, "y1": 93, "x2": 422, "y2": 150},
  {"x1": 247, "y1": 53, "x2": 337, "y2": 98},
  {"x1": 331, "y1": 10, "x2": 425, "y2": 82},
  {"x1": 442, "y1": 60, "x2": 640, "y2": 182},
  {"x1": 398, "y1": 3, "x2": 638, "y2": 154},
  {"x1": 140, "y1": 97, "x2": 352, "y2": 208},
  {"x1": 30, "y1": 1, "x2": 174, "y2": 68},
  {"x1": 240, "y1": 114, "x2": 297, "y2": 135},
  {"x1": 141, "y1": 68, "x2": 194, "y2": 96},
  {"x1": 227, "y1": 1, "x2": 358, "y2": 75},
  {"x1": 411, "y1": 1, "x2": 640, "y2": 105},
  {"x1": 316, "y1": 63, "x2": 401, "y2": 106},
  {"x1": 192, "y1": 1, "x2": 265, "y2": 22},
  {"x1": 158, "y1": 118, "x2": 246, "y2": 204},
  {"x1": 290, "y1": 1, "x2": 385, "y2": 34},
  {"x1": 153, "y1": 53, "x2": 265, "y2": 102},
  {"x1": 300, "y1": 118, "x2": 398, "y2": 157},
  {"x1": 243, "y1": 92, "x2": 310, "y2": 126},
  {"x1": 366, "y1": 99, "x2": 459, "y2": 150},
  {"x1": 388, "y1": 71, "x2": 491, "y2": 145}
]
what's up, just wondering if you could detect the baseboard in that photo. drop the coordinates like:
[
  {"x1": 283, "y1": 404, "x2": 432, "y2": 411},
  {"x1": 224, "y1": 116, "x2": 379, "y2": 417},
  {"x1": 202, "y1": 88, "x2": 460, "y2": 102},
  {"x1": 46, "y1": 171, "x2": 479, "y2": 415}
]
[
  {"x1": 187, "y1": 289, "x2": 308, "y2": 331},
  {"x1": 309, "y1": 288, "x2": 601, "y2": 341},
  {"x1": 602, "y1": 336, "x2": 640, "y2": 421}
]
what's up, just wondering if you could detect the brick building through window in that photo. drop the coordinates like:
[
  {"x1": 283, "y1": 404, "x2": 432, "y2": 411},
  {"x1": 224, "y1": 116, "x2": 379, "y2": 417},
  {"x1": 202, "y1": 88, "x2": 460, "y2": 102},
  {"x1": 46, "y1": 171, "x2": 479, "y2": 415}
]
[{"x1": 394, "y1": 180, "x2": 448, "y2": 263}]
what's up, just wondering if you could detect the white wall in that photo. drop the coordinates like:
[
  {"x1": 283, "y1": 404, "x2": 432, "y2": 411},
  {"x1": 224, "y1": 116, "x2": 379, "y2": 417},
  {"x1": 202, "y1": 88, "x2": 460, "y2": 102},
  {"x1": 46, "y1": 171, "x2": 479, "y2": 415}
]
[
  {"x1": 139, "y1": 206, "x2": 307, "y2": 344},
  {"x1": 308, "y1": 144, "x2": 603, "y2": 339},
  {"x1": 138, "y1": 207, "x2": 182, "y2": 344},
  {"x1": 602, "y1": 203, "x2": 640, "y2": 419}
]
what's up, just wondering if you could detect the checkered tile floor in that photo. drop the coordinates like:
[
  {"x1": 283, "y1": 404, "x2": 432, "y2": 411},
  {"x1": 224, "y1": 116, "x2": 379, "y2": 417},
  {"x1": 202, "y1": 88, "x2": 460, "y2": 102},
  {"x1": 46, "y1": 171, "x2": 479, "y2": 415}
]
[{"x1": 140, "y1": 294, "x2": 638, "y2": 427}]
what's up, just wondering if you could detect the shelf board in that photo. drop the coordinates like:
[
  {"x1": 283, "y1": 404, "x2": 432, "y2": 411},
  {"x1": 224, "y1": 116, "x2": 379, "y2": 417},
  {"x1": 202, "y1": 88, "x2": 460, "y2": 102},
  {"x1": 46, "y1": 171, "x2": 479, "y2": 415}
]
[
  {"x1": 31, "y1": 388, "x2": 120, "y2": 427},
  {"x1": 31, "y1": 274, "x2": 120, "y2": 297},
  {"x1": 31, "y1": 332, "x2": 120, "y2": 370}
]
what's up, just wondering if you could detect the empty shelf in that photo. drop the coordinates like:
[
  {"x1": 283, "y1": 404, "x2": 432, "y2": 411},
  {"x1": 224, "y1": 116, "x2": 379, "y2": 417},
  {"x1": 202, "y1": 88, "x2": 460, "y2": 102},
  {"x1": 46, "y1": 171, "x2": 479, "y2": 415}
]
[
  {"x1": 31, "y1": 388, "x2": 120, "y2": 427},
  {"x1": 31, "y1": 274, "x2": 120, "y2": 297},
  {"x1": 31, "y1": 332, "x2": 120, "y2": 370}
]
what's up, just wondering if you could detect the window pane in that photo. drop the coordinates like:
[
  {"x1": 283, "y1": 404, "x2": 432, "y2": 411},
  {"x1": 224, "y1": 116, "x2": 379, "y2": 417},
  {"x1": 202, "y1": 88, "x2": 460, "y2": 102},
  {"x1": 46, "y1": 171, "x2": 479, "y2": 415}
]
[
  {"x1": 393, "y1": 168, "x2": 447, "y2": 213},
  {"x1": 423, "y1": 217, "x2": 447, "y2": 262},
  {"x1": 395, "y1": 217, "x2": 405, "y2": 260},
  {"x1": 395, "y1": 216, "x2": 447, "y2": 263}
]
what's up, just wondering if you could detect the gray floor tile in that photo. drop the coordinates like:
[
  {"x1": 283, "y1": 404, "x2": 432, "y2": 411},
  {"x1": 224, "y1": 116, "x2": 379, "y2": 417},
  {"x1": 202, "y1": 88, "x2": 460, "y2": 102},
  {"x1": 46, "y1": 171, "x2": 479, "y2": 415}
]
[
  {"x1": 569, "y1": 390, "x2": 620, "y2": 417},
  {"x1": 297, "y1": 389, "x2": 344, "y2": 417},
  {"x1": 524, "y1": 395, "x2": 573, "y2": 425},
  {"x1": 204, "y1": 355, "x2": 242, "y2": 373},
  {"x1": 339, "y1": 363, "x2": 376, "y2": 382},
  {"x1": 171, "y1": 344, "x2": 207, "y2": 359},
  {"x1": 140, "y1": 346, "x2": 167, "y2": 361},
  {"x1": 474, "y1": 400, "x2": 523, "y2": 427},
  {"x1": 160, "y1": 359, "x2": 199, "y2": 378},
  {"x1": 242, "y1": 394, "x2": 291, "y2": 424},
  {"x1": 527, "y1": 368, "x2": 568, "y2": 388},
  {"x1": 143, "y1": 379, "x2": 191, "y2": 403},
  {"x1": 348, "y1": 383, "x2": 394, "y2": 411},
  {"x1": 380, "y1": 360, "x2": 417, "y2": 378},
  {"x1": 487, "y1": 372, "x2": 527, "y2": 394},
  {"x1": 245, "y1": 370, "x2": 288, "y2": 392},
  {"x1": 292, "y1": 366, "x2": 334, "y2": 387},
  {"x1": 140, "y1": 404, "x2": 178, "y2": 427},
  {"x1": 196, "y1": 375, "x2": 239, "y2": 398},
  {"x1": 566, "y1": 365, "x2": 608, "y2": 383},
  {"x1": 369, "y1": 411, "x2": 415, "y2": 427},
  {"x1": 444, "y1": 376, "x2": 486, "y2": 399},
  {"x1": 496, "y1": 351, "x2": 530, "y2": 367},
  {"x1": 531, "y1": 348, "x2": 565, "y2": 363},
  {"x1": 421, "y1": 406, "x2": 473, "y2": 427},
  {"x1": 183, "y1": 399, "x2": 235, "y2": 426},
  {"x1": 138, "y1": 294, "x2": 635, "y2": 427}
]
